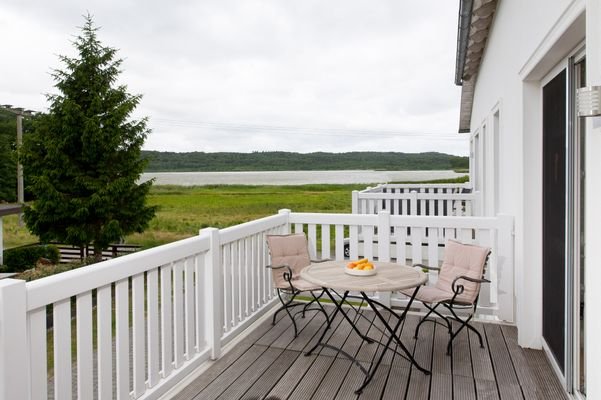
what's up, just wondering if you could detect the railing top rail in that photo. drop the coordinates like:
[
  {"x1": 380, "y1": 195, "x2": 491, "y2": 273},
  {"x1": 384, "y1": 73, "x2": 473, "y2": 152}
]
[
  {"x1": 379, "y1": 182, "x2": 471, "y2": 188},
  {"x1": 359, "y1": 182, "x2": 472, "y2": 193},
  {"x1": 356, "y1": 192, "x2": 477, "y2": 200},
  {"x1": 219, "y1": 213, "x2": 288, "y2": 244},
  {"x1": 26, "y1": 234, "x2": 210, "y2": 311},
  {"x1": 289, "y1": 211, "x2": 504, "y2": 229},
  {"x1": 288, "y1": 212, "x2": 378, "y2": 225}
]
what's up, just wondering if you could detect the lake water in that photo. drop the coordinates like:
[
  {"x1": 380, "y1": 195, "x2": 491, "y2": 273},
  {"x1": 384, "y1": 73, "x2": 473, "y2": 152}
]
[{"x1": 140, "y1": 170, "x2": 465, "y2": 186}]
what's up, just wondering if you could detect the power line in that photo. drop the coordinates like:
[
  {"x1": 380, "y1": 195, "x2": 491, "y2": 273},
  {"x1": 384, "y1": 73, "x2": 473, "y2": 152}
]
[{"x1": 151, "y1": 118, "x2": 465, "y2": 140}]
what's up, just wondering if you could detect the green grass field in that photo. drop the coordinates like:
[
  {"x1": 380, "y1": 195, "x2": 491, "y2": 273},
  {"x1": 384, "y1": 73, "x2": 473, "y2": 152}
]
[
  {"x1": 3, "y1": 184, "x2": 366, "y2": 250},
  {"x1": 3, "y1": 177, "x2": 468, "y2": 251}
]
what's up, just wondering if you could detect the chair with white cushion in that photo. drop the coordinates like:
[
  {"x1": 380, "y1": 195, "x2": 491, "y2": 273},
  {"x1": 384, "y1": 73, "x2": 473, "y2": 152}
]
[
  {"x1": 266, "y1": 233, "x2": 330, "y2": 337},
  {"x1": 401, "y1": 239, "x2": 491, "y2": 355}
]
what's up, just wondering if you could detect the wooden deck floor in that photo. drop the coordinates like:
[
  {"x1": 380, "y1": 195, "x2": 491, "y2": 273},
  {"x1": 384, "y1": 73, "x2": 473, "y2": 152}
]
[{"x1": 172, "y1": 306, "x2": 567, "y2": 400}]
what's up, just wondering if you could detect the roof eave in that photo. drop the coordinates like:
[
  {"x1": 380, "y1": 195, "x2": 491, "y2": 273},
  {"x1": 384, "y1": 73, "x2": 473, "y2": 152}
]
[{"x1": 454, "y1": 0, "x2": 499, "y2": 133}]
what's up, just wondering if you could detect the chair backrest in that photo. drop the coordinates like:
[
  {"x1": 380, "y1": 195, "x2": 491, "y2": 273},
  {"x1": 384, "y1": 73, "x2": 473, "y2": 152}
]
[
  {"x1": 266, "y1": 234, "x2": 311, "y2": 288},
  {"x1": 435, "y1": 240, "x2": 491, "y2": 303}
]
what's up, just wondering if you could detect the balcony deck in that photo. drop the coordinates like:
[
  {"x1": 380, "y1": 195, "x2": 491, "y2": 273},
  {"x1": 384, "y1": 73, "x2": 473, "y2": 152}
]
[{"x1": 171, "y1": 307, "x2": 566, "y2": 400}]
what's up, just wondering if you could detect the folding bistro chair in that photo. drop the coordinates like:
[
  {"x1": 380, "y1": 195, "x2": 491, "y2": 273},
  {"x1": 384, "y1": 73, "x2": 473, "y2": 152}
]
[
  {"x1": 401, "y1": 239, "x2": 491, "y2": 355},
  {"x1": 266, "y1": 233, "x2": 330, "y2": 337}
]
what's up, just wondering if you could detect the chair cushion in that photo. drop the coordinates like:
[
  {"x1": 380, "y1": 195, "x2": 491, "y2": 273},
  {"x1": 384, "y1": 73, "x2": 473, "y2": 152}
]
[
  {"x1": 400, "y1": 286, "x2": 454, "y2": 303},
  {"x1": 289, "y1": 278, "x2": 322, "y2": 292},
  {"x1": 435, "y1": 240, "x2": 490, "y2": 304},
  {"x1": 266, "y1": 234, "x2": 311, "y2": 289}
]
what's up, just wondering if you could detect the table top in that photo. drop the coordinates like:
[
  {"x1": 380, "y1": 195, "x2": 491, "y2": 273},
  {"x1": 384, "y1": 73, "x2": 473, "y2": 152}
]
[{"x1": 300, "y1": 260, "x2": 427, "y2": 292}]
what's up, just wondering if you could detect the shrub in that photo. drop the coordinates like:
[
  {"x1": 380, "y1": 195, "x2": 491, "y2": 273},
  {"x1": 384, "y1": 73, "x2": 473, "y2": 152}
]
[
  {"x1": 16, "y1": 263, "x2": 79, "y2": 282},
  {"x1": 3, "y1": 244, "x2": 61, "y2": 272}
]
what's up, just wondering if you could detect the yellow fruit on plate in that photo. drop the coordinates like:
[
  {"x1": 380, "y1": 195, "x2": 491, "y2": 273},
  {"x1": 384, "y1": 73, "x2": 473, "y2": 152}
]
[
  {"x1": 364, "y1": 265, "x2": 374, "y2": 271},
  {"x1": 356, "y1": 258, "x2": 368, "y2": 264}
]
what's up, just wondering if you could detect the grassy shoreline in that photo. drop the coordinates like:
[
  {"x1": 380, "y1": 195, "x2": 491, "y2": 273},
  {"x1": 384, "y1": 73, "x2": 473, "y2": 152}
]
[{"x1": 3, "y1": 177, "x2": 468, "y2": 250}]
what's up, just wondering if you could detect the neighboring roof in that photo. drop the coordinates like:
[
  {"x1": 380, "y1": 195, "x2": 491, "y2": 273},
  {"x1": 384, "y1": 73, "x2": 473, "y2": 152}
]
[
  {"x1": 0, "y1": 204, "x2": 22, "y2": 217},
  {"x1": 455, "y1": 0, "x2": 499, "y2": 133}
]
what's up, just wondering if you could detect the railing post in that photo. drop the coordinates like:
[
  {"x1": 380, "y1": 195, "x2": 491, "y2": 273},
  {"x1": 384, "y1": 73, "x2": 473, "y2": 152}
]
[
  {"x1": 496, "y1": 214, "x2": 515, "y2": 323},
  {"x1": 278, "y1": 209, "x2": 291, "y2": 234},
  {"x1": 377, "y1": 211, "x2": 391, "y2": 307},
  {"x1": 351, "y1": 191, "x2": 359, "y2": 214},
  {"x1": 203, "y1": 228, "x2": 223, "y2": 359},
  {"x1": 0, "y1": 279, "x2": 28, "y2": 400}
]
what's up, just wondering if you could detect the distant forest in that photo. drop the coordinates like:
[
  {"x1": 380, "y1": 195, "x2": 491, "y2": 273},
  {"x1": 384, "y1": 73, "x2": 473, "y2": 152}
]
[{"x1": 142, "y1": 151, "x2": 469, "y2": 172}]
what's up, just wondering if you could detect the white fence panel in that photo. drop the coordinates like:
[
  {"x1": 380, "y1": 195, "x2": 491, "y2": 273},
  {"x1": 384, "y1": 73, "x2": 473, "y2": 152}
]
[{"x1": 0, "y1": 208, "x2": 512, "y2": 400}]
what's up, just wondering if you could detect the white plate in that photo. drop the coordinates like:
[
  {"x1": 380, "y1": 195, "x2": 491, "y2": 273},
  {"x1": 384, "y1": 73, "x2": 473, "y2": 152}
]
[{"x1": 344, "y1": 267, "x2": 377, "y2": 276}]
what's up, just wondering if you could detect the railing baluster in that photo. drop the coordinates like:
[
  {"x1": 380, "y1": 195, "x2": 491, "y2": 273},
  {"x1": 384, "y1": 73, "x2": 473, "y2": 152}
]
[
  {"x1": 427, "y1": 227, "x2": 439, "y2": 268},
  {"x1": 335, "y1": 224, "x2": 344, "y2": 261},
  {"x1": 222, "y1": 245, "x2": 231, "y2": 332},
  {"x1": 308, "y1": 224, "x2": 317, "y2": 258},
  {"x1": 194, "y1": 253, "x2": 205, "y2": 352},
  {"x1": 411, "y1": 226, "x2": 423, "y2": 265},
  {"x1": 363, "y1": 225, "x2": 374, "y2": 260},
  {"x1": 238, "y1": 239, "x2": 245, "y2": 320},
  {"x1": 173, "y1": 260, "x2": 185, "y2": 368},
  {"x1": 184, "y1": 257, "x2": 195, "y2": 359},
  {"x1": 115, "y1": 279, "x2": 130, "y2": 400},
  {"x1": 96, "y1": 285, "x2": 112, "y2": 400},
  {"x1": 395, "y1": 223, "x2": 407, "y2": 264},
  {"x1": 349, "y1": 225, "x2": 359, "y2": 260},
  {"x1": 160, "y1": 264, "x2": 173, "y2": 378},
  {"x1": 321, "y1": 224, "x2": 331, "y2": 259},
  {"x1": 76, "y1": 291, "x2": 93, "y2": 400},
  {"x1": 245, "y1": 236, "x2": 252, "y2": 315},
  {"x1": 132, "y1": 273, "x2": 146, "y2": 396},
  {"x1": 53, "y1": 298, "x2": 72, "y2": 400},
  {"x1": 147, "y1": 269, "x2": 160, "y2": 387},
  {"x1": 28, "y1": 307, "x2": 47, "y2": 400},
  {"x1": 232, "y1": 241, "x2": 240, "y2": 326}
]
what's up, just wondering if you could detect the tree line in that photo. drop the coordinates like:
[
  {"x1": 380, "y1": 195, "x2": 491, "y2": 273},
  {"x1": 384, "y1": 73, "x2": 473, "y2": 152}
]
[{"x1": 142, "y1": 151, "x2": 469, "y2": 172}]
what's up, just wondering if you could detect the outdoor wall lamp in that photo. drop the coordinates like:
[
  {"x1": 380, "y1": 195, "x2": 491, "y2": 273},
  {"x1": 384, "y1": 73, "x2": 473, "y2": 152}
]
[{"x1": 576, "y1": 86, "x2": 601, "y2": 117}]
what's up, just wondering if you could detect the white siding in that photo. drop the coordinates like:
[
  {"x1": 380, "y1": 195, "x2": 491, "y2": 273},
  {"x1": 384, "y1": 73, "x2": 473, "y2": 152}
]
[{"x1": 468, "y1": 0, "x2": 586, "y2": 350}]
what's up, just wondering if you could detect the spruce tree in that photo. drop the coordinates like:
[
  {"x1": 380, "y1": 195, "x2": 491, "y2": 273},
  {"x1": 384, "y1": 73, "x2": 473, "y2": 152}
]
[{"x1": 22, "y1": 15, "x2": 156, "y2": 260}]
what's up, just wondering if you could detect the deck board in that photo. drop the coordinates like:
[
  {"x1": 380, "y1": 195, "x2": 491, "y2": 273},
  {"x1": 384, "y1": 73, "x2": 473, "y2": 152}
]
[
  {"x1": 483, "y1": 323, "x2": 524, "y2": 400},
  {"x1": 171, "y1": 308, "x2": 567, "y2": 400}
]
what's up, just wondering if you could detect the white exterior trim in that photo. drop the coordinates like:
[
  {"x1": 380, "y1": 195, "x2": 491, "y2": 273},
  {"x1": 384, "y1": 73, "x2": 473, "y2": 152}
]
[
  {"x1": 585, "y1": 0, "x2": 601, "y2": 397},
  {"x1": 519, "y1": 0, "x2": 585, "y2": 81}
]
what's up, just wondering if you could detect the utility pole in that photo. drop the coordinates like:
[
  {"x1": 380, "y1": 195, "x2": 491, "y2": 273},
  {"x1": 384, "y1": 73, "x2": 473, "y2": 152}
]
[
  {"x1": 15, "y1": 109, "x2": 24, "y2": 205},
  {"x1": 0, "y1": 104, "x2": 37, "y2": 223}
]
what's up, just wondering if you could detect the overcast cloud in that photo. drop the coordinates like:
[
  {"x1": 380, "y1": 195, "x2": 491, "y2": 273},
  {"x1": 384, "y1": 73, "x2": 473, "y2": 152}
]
[{"x1": 0, "y1": 0, "x2": 466, "y2": 155}]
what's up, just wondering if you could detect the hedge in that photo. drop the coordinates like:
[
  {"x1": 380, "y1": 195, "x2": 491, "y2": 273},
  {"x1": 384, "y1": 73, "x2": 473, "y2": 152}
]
[{"x1": 3, "y1": 244, "x2": 60, "y2": 272}]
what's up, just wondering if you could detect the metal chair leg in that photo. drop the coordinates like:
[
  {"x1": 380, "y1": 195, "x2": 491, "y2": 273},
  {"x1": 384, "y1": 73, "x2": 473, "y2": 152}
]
[{"x1": 466, "y1": 322, "x2": 485, "y2": 348}]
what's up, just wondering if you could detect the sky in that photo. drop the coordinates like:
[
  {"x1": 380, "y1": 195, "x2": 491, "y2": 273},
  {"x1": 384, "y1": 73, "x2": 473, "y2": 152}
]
[{"x1": 0, "y1": 0, "x2": 467, "y2": 155}]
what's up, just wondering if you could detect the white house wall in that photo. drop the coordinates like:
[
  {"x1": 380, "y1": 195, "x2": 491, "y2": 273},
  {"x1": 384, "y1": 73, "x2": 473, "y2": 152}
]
[{"x1": 466, "y1": 0, "x2": 586, "y2": 351}]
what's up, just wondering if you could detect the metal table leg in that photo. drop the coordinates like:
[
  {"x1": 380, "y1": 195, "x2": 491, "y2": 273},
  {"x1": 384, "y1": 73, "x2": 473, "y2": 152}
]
[{"x1": 354, "y1": 286, "x2": 430, "y2": 394}]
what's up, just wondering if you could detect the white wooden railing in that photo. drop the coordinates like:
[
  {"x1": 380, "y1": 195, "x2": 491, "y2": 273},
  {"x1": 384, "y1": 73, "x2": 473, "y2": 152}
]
[
  {"x1": 0, "y1": 214, "x2": 287, "y2": 400},
  {"x1": 0, "y1": 209, "x2": 513, "y2": 400},
  {"x1": 353, "y1": 183, "x2": 481, "y2": 217}
]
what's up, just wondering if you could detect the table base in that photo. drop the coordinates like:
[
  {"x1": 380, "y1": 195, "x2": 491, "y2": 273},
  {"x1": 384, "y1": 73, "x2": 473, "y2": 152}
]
[{"x1": 305, "y1": 286, "x2": 430, "y2": 394}]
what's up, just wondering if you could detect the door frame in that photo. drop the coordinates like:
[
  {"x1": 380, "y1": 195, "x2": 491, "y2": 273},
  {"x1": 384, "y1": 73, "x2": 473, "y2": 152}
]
[{"x1": 539, "y1": 44, "x2": 585, "y2": 394}]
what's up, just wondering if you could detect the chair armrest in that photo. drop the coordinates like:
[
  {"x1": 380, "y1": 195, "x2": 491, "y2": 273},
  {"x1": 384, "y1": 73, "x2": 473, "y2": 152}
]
[
  {"x1": 412, "y1": 263, "x2": 440, "y2": 272},
  {"x1": 267, "y1": 264, "x2": 289, "y2": 270},
  {"x1": 451, "y1": 275, "x2": 490, "y2": 296},
  {"x1": 266, "y1": 264, "x2": 295, "y2": 290},
  {"x1": 310, "y1": 259, "x2": 332, "y2": 263}
]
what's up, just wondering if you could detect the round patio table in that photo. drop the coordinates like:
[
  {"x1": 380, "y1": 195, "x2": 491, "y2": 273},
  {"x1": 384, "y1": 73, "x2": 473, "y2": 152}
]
[{"x1": 301, "y1": 260, "x2": 429, "y2": 394}]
